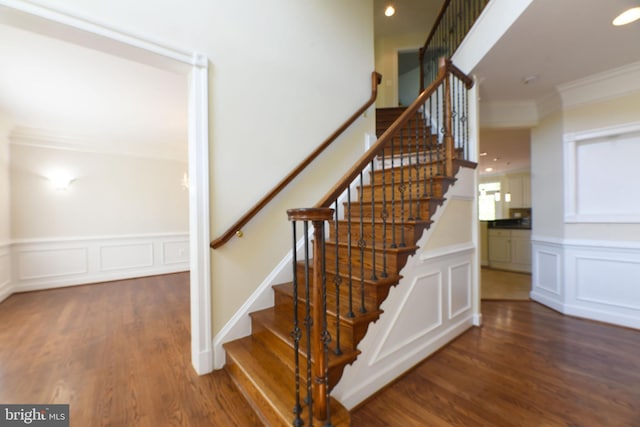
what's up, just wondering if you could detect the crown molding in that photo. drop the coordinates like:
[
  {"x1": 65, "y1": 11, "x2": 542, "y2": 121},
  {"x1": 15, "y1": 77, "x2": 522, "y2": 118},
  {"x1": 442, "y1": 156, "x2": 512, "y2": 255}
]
[
  {"x1": 557, "y1": 60, "x2": 640, "y2": 110},
  {"x1": 9, "y1": 126, "x2": 187, "y2": 162}
]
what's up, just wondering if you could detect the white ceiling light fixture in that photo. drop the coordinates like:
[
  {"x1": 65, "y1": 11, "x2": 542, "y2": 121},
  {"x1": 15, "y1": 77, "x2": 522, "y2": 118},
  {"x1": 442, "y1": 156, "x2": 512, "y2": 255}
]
[
  {"x1": 384, "y1": 3, "x2": 396, "y2": 17},
  {"x1": 613, "y1": 7, "x2": 640, "y2": 26}
]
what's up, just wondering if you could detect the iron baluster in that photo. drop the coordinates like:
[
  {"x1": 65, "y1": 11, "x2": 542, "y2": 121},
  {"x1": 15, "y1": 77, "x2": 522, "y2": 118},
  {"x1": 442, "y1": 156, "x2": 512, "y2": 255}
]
[
  {"x1": 390, "y1": 138, "x2": 397, "y2": 249},
  {"x1": 320, "y1": 232, "x2": 333, "y2": 426},
  {"x1": 370, "y1": 160, "x2": 377, "y2": 280},
  {"x1": 332, "y1": 201, "x2": 342, "y2": 356},
  {"x1": 380, "y1": 147, "x2": 388, "y2": 278},
  {"x1": 358, "y1": 171, "x2": 366, "y2": 314},
  {"x1": 302, "y1": 221, "x2": 312, "y2": 425},
  {"x1": 290, "y1": 221, "x2": 303, "y2": 427},
  {"x1": 399, "y1": 128, "x2": 406, "y2": 248},
  {"x1": 347, "y1": 187, "x2": 354, "y2": 318}
]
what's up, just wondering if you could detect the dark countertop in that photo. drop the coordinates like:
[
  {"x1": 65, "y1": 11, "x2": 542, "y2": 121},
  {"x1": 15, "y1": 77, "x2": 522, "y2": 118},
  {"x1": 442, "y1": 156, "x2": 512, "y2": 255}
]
[{"x1": 486, "y1": 218, "x2": 531, "y2": 230}]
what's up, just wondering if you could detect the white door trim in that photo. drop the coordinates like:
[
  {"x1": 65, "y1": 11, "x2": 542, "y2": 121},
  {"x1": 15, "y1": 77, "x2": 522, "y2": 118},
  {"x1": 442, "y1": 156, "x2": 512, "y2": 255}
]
[{"x1": 0, "y1": 0, "x2": 213, "y2": 374}]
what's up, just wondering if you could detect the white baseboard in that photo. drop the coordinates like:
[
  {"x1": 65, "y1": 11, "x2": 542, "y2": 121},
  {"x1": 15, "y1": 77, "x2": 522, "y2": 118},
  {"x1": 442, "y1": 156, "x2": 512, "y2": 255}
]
[{"x1": 9, "y1": 233, "x2": 189, "y2": 294}]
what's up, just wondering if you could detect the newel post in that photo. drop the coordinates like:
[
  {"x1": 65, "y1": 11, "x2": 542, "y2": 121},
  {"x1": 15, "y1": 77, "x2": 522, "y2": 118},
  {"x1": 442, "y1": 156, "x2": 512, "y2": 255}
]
[
  {"x1": 287, "y1": 207, "x2": 334, "y2": 422},
  {"x1": 442, "y1": 58, "x2": 454, "y2": 177}
]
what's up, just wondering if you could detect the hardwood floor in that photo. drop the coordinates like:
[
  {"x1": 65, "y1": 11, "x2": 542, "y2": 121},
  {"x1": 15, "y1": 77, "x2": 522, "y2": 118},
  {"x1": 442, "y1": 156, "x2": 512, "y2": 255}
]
[
  {"x1": 352, "y1": 301, "x2": 640, "y2": 426},
  {"x1": 2, "y1": 275, "x2": 639, "y2": 426},
  {"x1": 481, "y1": 267, "x2": 531, "y2": 300},
  {"x1": 0, "y1": 273, "x2": 261, "y2": 427}
]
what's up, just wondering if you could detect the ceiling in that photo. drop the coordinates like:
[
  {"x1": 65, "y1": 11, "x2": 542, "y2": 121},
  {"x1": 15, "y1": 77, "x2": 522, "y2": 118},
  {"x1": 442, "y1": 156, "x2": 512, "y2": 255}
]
[{"x1": 373, "y1": 0, "x2": 444, "y2": 39}]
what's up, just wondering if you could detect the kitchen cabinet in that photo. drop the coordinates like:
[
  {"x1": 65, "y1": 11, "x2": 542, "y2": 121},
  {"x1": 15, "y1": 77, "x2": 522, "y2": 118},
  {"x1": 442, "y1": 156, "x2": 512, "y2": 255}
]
[
  {"x1": 506, "y1": 174, "x2": 531, "y2": 208},
  {"x1": 488, "y1": 229, "x2": 531, "y2": 273}
]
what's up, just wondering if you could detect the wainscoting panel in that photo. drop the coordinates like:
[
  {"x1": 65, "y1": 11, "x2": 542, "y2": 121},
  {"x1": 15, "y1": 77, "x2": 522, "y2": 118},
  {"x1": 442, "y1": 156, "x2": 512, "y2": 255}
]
[
  {"x1": 532, "y1": 237, "x2": 640, "y2": 330},
  {"x1": 564, "y1": 242, "x2": 640, "y2": 329},
  {"x1": 10, "y1": 233, "x2": 189, "y2": 293},
  {"x1": 18, "y1": 247, "x2": 88, "y2": 280},
  {"x1": 449, "y1": 261, "x2": 471, "y2": 319},
  {"x1": 100, "y1": 243, "x2": 154, "y2": 272}
]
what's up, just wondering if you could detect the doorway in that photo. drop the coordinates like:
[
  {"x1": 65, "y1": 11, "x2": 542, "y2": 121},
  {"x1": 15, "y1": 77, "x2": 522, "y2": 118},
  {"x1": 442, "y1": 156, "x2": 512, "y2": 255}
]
[{"x1": 1, "y1": 2, "x2": 212, "y2": 374}]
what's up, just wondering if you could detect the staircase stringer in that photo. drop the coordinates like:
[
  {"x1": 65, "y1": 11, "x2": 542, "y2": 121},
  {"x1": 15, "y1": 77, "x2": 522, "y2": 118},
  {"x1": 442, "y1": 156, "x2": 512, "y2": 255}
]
[{"x1": 331, "y1": 165, "x2": 479, "y2": 409}]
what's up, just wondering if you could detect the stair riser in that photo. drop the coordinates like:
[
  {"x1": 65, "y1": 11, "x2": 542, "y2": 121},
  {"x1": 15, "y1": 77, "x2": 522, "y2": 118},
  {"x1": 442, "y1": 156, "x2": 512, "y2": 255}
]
[
  {"x1": 325, "y1": 244, "x2": 412, "y2": 275},
  {"x1": 272, "y1": 295, "x2": 374, "y2": 354},
  {"x1": 370, "y1": 162, "x2": 446, "y2": 185},
  {"x1": 293, "y1": 264, "x2": 397, "y2": 307},
  {"x1": 358, "y1": 179, "x2": 451, "y2": 201},
  {"x1": 344, "y1": 201, "x2": 434, "y2": 222},
  {"x1": 329, "y1": 220, "x2": 429, "y2": 246}
]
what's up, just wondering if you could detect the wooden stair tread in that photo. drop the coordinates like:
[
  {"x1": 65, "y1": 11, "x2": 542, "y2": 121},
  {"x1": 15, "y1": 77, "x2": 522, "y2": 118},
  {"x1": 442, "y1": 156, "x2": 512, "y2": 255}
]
[
  {"x1": 273, "y1": 282, "x2": 384, "y2": 325},
  {"x1": 250, "y1": 308, "x2": 360, "y2": 365},
  {"x1": 224, "y1": 336, "x2": 350, "y2": 426}
]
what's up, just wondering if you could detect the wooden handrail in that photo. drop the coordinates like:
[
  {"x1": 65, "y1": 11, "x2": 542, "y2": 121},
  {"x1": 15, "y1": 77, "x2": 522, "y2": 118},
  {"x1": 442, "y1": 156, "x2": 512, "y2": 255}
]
[
  {"x1": 210, "y1": 71, "x2": 382, "y2": 249},
  {"x1": 316, "y1": 58, "x2": 471, "y2": 209}
]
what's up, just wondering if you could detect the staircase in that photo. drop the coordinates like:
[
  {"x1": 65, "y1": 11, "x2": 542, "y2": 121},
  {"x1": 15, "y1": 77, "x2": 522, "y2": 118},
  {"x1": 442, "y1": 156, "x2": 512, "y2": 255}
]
[{"x1": 224, "y1": 58, "x2": 475, "y2": 422}]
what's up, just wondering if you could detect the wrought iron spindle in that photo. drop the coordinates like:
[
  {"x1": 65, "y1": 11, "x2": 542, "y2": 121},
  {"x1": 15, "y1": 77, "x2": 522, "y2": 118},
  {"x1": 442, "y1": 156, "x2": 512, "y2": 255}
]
[
  {"x1": 398, "y1": 127, "x2": 407, "y2": 247},
  {"x1": 380, "y1": 147, "x2": 389, "y2": 278},
  {"x1": 302, "y1": 221, "x2": 312, "y2": 423},
  {"x1": 347, "y1": 187, "x2": 354, "y2": 318},
  {"x1": 407, "y1": 119, "x2": 414, "y2": 221},
  {"x1": 358, "y1": 171, "x2": 366, "y2": 314},
  {"x1": 370, "y1": 160, "x2": 377, "y2": 280},
  {"x1": 320, "y1": 234, "x2": 332, "y2": 425},
  {"x1": 390, "y1": 138, "x2": 397, "y2": 249},
  {"x1": 290, "y1": 221, "x2": 303, "y2": 427},
  {"x1": 414, "y1": 114, "x2": 422, "y2": 221},
  {"x1": 332, "y1": 201, "x2": 342, "y2": 356}
]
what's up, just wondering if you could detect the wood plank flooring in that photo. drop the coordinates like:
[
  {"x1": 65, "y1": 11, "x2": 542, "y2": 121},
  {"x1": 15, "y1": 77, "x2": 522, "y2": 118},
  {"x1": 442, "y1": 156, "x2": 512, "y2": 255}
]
[
  {"x1": 1, "y1": 274, "x2": 639, "y2": 426},
  {"x1": 481, "y1": 267, "x2": 531, "y2": 300}
]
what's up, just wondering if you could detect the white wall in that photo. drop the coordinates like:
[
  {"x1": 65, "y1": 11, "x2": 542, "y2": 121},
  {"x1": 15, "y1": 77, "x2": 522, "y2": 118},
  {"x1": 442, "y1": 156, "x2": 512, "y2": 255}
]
[
  {"x1": 10, "y1": 143, "x2": 188, "y2": 239},
  {"x1": 6, "y1": 142, "x2": 189, "y2": 294}
]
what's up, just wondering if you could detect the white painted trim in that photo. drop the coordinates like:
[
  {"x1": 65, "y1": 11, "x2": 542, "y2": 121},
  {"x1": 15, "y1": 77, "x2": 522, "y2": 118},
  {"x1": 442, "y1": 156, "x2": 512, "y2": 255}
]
[
  {"x1": 564, "y1": 122, "x2": 640, "y2": 223},
  {"x1": 558, "y1": 60, "x2": 640, "y2": 110},
  {"x1": 188, "y1": 54, "x2": 212, "y2": 375},
  {"x1": 1, "y1": 0, "x2": 212, "y2": 375}
]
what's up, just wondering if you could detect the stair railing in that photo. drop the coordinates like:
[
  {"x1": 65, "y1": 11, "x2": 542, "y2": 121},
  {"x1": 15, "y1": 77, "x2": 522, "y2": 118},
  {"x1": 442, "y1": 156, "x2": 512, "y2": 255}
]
[
  {"x1": 287, "y1": 58, "x2": 473, "y2": 424},
  {"x1": 419, "y1": 0, "x2": 490, "y2": 92},
  {"x1": 210, "y1": 71, "x2": 382, "y2": 249}
]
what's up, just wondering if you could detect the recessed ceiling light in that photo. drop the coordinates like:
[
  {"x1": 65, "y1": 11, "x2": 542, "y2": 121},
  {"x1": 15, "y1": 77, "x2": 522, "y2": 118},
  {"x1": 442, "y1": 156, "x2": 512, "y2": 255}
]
[
  {"x1": 479, "y1": 152, "x2": 487, "y2": 156},
  {"x1": 613, "y1": 7, "x2": 640, "y2": 26},
  {"x1": 485, "y1": 167, "x2": 493, "y2": 172},
  {"x1": 384, "y1": 4, "x2": 395, "y2": 17}
]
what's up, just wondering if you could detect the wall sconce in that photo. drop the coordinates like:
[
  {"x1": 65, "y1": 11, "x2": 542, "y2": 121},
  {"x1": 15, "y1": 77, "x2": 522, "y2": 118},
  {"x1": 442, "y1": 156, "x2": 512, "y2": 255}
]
[
  {"x1": 505, "y1": 192, "x2": 512, "y2": 203},
  {"x1": 47, "y1": 171, "x2": 75, "y2": 191},
  {"x1": 494, "y1": 191, "x2": 501, "y2": 202},
  {"x1": 181, "y1": 172, "x2": 190, "y2": 190}
]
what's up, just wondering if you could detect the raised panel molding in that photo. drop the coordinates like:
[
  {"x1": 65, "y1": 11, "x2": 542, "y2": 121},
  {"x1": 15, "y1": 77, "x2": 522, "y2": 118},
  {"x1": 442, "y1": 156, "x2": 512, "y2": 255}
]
[
  {"x1": 449, "y1": 262, "x2": 471, "y2": 319},
  {"x1": 10, "y1": 233, "x2": 189, "y2": 293},
  {"x1": 564, "y1": 122, "x2": 640, "y2": 223},
  {"x1": 371, "y1": 271, "x2": 443, "y2": 365},
  {"x1": 532, "y1": 236, "x2": 640, "y2": 330}
]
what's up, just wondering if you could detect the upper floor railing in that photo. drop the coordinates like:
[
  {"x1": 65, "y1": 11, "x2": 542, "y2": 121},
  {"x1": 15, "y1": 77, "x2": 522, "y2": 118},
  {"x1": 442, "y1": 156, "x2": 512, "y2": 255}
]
[{"x1": 419, "y1": 0, "x2": 490, "y2": 91}]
